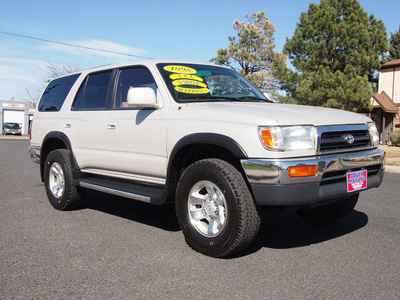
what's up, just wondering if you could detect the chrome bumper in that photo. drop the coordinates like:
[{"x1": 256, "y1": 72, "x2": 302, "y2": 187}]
[
  {"x1": 241, "y1": 148, "x2": 385, "y2": 206},
  {"x1": 29, "y1": 145, "x2": 41, "y2": 164}
]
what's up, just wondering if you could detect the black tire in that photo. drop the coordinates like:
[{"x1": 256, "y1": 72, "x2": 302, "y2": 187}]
[
  {"x1": 176, "y1": 159, "x2": 260, "y2": 257},
  {"x1": 44, "y1": 149, "x2": 85, "y2": 210},
  {"x1": 296, "y1": 193, "x2": 359, "y2": 223}
]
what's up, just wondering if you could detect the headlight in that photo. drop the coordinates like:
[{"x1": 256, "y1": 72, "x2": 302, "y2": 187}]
[
  {"x1": 368, "y1": 122, "x2": 379, "y2": 147},
  {"x1": 259, "y1": 126, "x2": 317, "y2": 151}
]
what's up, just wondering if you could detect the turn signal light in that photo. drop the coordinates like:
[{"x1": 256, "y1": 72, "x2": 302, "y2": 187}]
[
  {"x1": 261, "y1": 129, "x2": 274, "y2": 148},
  {"x1": 288, "y1": 165, "x2": 317, "y2": 177},
  {"x1": 260, "y1": 128, "x2": 283, "y2": 149}
]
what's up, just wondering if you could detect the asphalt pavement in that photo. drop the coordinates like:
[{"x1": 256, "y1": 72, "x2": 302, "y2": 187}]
[{"x1": 1, "y1": 139, "x2": 399, "y2": 299}]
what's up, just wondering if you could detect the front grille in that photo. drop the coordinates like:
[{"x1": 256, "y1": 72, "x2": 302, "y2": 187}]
[
  {"x1": 319, "y1": 129, "x2": 371, "y2": 153},
  {"x1": 320, "y1": 164, "x2": 381, "y2": 186}
]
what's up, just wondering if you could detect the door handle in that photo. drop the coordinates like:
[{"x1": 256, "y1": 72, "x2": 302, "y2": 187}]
[
  {"x1": 64, "y1": 123, "x2": 71, "y2": 128},
  {"x1": 107, "y1": 124, "x2": 116, "y2": 130}
]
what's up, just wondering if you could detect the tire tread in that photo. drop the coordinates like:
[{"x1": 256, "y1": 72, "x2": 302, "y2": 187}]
[
  {"x1": 176, "y1": 158, "x2": 260, "y2": 257},
  {"x1": 44, "y1": 149, "x2": 85, "y2": 210}
]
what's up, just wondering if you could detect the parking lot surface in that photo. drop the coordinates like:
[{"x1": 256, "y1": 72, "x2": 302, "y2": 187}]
[{"x1": 1, "y1": 139, "x2": 399, "y2": 299}]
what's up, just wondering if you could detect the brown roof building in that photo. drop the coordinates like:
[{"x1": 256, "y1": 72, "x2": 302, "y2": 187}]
[
  {"x1": 372, "y1": 91, "x2": 398, "y2": 113},
  {"x1": 371, "y1": 59, "x2": 400, "y2": 144}
]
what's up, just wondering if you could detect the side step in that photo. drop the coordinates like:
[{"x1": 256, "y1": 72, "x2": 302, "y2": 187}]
[{"x1": 78, "y1": 176, "x2": 165, "y2": 204}]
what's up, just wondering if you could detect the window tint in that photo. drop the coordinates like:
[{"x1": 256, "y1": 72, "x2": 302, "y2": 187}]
[
  {"x1": 80, "y1": 71, "x2": 112, "y2": 110},
  {"x1": 38, "y1": 74, "x2": 80, "y2": 112},
  {"x1": 156, "y1": 63, "x2": 266, "y2": 103},
  {"x1": 71, "y1": 79, "x2": 86, "y2": 111},
  {"x1": 114, "y1": 67, "x2": 157, "y2": 108}
]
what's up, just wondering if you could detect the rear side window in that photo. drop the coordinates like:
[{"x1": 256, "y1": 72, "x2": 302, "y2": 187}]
[
  {"x1": 72, "y1": 71, "x2": 112, "y2": 110},
  {"x1": 38, "y1": 74, "x2": 80, "y2": 112}
]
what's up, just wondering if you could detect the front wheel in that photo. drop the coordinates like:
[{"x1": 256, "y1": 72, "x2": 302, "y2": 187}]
[
  {"x1": 44, "y1": 149, "x2": 85, "y2": 210},
  {"x1": 296, "y1": 193, "x2": 359, "y2": 223},
  {"x1": 176, "y1": 159, "x2": 260, "y2": 257}
]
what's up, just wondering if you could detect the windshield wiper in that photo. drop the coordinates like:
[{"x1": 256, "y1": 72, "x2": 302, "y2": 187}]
[
  {"x1": 179, "y1": 95, "x2": 239, "y2": 102},
  {"x1": 236, "y1": 96, "x2": 273, "y2": 103}
]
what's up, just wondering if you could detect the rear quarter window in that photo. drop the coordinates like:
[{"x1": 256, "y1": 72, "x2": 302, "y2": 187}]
[
  {"x1": 72, "y1": 71, "x2": 113, "y2": 110},
  {"x1": 38, "y1": 73, "x2": 80, "y2": 112}
]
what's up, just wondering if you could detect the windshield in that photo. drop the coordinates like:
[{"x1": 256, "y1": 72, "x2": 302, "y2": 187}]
[
  {"x1": 4, "y1": 123, "x2": 20, "y2": 129},
  {"x1": 157, "y1": 63, "x2": 269, "y2": 103}
]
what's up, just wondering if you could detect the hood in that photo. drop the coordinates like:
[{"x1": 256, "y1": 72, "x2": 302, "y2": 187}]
[{"x1": 182, "y1": 102, "x2": 371, "y2": 127}]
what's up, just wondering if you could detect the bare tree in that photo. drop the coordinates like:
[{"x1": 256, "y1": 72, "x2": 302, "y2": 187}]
[
  {"x1": 24, "y1": 86, "x2": 44, "y2": 110},
  {"x1": 45, "y1": 63, "x2": 80, "y2": 79}
]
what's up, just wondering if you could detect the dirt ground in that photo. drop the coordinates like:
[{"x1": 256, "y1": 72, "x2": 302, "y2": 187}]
[
  {"x1": 0, "y1": 135, "x2": 29, "y2": 139},
  {"x1": 379, "y1": 145, "x2": 400, "y2": 166}
]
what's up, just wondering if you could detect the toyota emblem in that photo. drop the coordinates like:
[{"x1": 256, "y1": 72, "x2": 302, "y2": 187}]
[{"x1": 343, "y1": 133, "x2": 355, "y2": 144}]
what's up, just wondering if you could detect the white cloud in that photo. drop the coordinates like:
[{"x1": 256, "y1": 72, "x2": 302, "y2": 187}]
[
  {"x1": 40, "y1": 39, "x2": 149, "y2": 61},
  {"x1": 0, "y1": 54, "x2": 49, "y2": 100},
  {"x1": 0, "y1": 39, "x2": 149, "y2": 100},
  {"x1": 0, "y1": 56, "x2": 46, "y2": 67},
  {"x1": 0, "y1": 65, "x2": 38, "y2": 83}
]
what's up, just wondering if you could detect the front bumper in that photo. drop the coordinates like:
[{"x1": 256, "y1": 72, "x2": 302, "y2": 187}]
[
  {"x1": 4, "y1": 130, "x2": 21, "y2": 135},
  {"x1": 241, "y1": 148, "x2": 385, "y2": 206}
]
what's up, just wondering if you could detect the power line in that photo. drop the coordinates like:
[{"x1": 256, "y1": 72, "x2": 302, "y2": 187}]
[{"x1": 0, "y1": 30, "x2": 153, "y2": 59}]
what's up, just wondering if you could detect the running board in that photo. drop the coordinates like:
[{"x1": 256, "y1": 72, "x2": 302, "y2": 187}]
[{"x1": 78, "y1": 177, "x2": 164, "y2": 204}]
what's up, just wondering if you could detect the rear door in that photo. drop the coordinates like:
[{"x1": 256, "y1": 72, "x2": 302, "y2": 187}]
[{"x1": 66, "y1": 70, "x2": 113, "y2": 170}]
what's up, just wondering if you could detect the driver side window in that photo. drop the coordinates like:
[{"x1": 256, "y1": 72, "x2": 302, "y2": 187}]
[{"x1": 114, "y1": 67, "x2": 157, "y2": 108}]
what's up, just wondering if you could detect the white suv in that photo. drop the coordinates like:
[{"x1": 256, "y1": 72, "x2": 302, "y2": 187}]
[{"x1": 30, "y1": 60, "x2": 385, "y2": 257}]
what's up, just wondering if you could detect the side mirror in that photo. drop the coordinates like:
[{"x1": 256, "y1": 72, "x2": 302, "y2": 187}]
[{"x1": 127, "y1": 87, "x2": 160, "y2": 109}]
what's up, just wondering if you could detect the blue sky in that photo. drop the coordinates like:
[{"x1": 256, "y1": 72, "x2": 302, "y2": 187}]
[{"x1": 0, "y1": 0, "x2": 399, "y2": 102}]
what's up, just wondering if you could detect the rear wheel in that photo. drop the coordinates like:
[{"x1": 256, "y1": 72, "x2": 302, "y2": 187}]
[
  {"x1": 176, "y1": 159, "x2": 260, "y2": 257},
  {"x1": 44, "y1": 149, "x2": 85, "y2": 210},
  {"x1": 296, "y1": 193, "x2": 359, "y2": 223}
]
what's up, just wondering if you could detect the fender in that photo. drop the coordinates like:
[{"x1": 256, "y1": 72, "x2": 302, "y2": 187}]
[
  {"x1": 157, "y1": 133, "x2": 248, "y2": 204},
  {"x1": 167, "y1": 132, "x2": 248, "y2": 175},
  {"x1": 170, "y1": 133, "x2": 248, "y2": 160},
  {"x1": 40, "y1": 131, "x2": 81, "y2": 181}
]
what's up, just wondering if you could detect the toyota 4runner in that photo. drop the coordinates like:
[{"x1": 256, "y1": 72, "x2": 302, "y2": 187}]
[{"x1": 29, "y1": 60, "x2": 385, "y2": 257}]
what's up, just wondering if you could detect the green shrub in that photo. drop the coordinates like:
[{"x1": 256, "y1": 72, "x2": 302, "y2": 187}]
[{"x1": 390, "y1": 131, "x2": 400, "y2": 146}]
